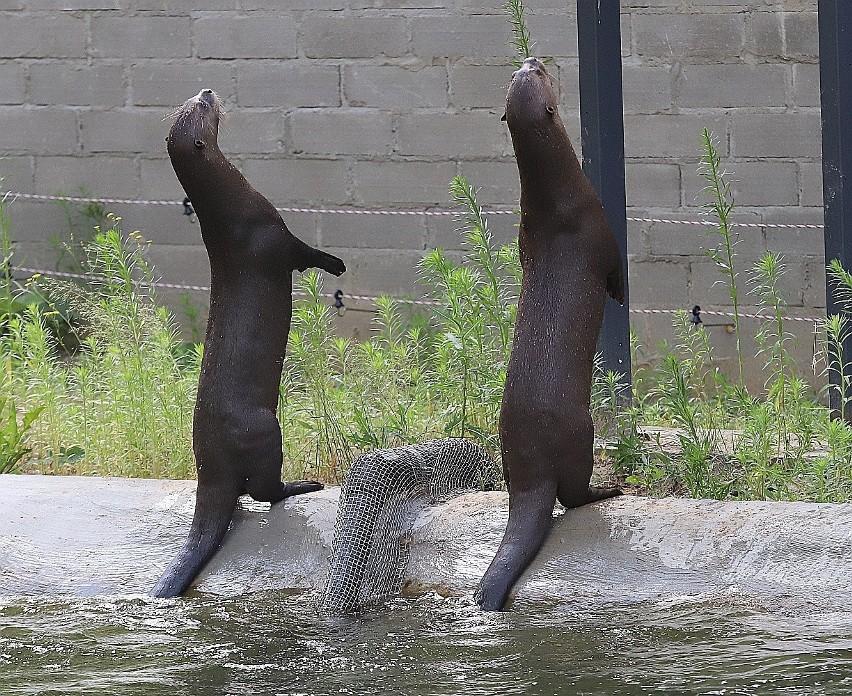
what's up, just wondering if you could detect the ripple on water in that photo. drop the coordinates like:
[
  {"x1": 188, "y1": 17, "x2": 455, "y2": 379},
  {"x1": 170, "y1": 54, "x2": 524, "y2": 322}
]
[{"x1": 1, "y1": 592, "x2": 851, "y2": 696}]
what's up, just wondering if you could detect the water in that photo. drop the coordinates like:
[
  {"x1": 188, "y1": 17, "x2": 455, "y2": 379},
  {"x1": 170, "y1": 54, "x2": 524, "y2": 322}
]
[{"x1": 2, "y1": 592, "x2": 851, "y2": 696}]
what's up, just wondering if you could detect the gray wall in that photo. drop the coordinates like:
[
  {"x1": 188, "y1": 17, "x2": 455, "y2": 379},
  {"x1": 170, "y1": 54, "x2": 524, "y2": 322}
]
[{"x1": 0, "y1": 1, "x2": 825, "y2": 386}]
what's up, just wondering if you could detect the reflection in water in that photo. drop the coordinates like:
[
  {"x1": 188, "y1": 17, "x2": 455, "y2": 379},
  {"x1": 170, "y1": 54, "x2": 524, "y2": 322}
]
[{"x1": 1, "y1": 592, "x2": 851, "y2": 695}]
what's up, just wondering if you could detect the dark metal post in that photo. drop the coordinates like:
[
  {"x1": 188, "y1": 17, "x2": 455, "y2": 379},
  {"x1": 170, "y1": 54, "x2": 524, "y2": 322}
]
[
  {"x1": 819, "y1": 0, "x2": 852, "y2": 419},
  {"x1": 577, "y1": 0, "x2": 632, "y2": 385}
]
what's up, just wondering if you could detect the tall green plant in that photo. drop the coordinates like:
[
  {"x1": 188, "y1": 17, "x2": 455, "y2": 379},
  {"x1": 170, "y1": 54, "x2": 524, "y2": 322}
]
[
  {"x1": 700, "y1": 128, "x2": 744, "y2": 386},
  {"x1": 825, "y1": 258, "x2": 852, "y2": 416},
  {"x1": 503, "y1": 0, "x2": 553, "y2": 66}
]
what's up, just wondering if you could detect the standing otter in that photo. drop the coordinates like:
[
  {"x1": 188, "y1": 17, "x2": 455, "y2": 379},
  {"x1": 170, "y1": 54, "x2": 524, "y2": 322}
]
[
  {"x1": 151, "y1": 89, "x2": 346, "y2": 598},
  {"x1": 474, "y1": 59, "x2": 624, "y2": 611}
]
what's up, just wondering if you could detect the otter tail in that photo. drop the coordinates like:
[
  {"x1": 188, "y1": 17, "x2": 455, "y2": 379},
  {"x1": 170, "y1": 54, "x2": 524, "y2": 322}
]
[
  {"x1": 474, "y1": 482, "x2": 557, "y2": 611},
  {"x1": 150, "y1": 485, "x2": 238, "y2": 598}
]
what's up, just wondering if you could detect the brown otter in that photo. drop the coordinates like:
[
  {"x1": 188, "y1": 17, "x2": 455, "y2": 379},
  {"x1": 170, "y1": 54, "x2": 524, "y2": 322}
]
[
  {"x1": 151, "y1": 89, "x2": 346, "y2": 598},
  {"x1": 474, "y1": 58, "x2": 625, "y2": 611}
]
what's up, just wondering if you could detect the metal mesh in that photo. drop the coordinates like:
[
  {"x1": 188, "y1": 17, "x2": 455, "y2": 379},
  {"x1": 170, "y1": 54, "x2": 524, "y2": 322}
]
[{"x1": 318, "y1": 438, "x2": 497, "y2": 613}]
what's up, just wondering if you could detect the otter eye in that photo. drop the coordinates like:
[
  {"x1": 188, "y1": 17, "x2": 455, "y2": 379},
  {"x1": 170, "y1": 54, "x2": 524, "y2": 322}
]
[
  {"x1": 194, "y1": 139, "x2": 205, "y2": 148},
  {"x1": 546, "y1": 105, "x2": 555, "y2": 115}
]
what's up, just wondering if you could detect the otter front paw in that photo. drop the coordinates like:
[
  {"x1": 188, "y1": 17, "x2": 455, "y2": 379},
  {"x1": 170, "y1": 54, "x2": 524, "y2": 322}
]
[{"x1": 280, "y1": 480, "x2": 324, "y2": 499}]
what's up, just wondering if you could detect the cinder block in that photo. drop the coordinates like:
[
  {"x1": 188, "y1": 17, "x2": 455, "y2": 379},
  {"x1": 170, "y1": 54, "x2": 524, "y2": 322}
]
[
  {"x1": 449, "y1": 63, "x2": 513, "y2": 109},
  {"x1": 7, "y1": 241, "x2": 67, "y2": 270},
  {"x1": 763, "y1": 224, "x2": 824, "y2": 260},
  {"x1": 238, "y1": 62, "x2": 340, "y2": 108},
  {"x1": 425, "y1": 208, "x2": 518, "y2": 252},
  {"x1": 758, "y1": 206, "x2": 823, "y2": 231},
  {"x1": 555, "y1": 61, "x2": 580, "y2": 110},
  {"x1": 626, "y1": 163, "x2": 680, "y2": 208},
  {"x1": 454, "y1": 160, "x2": 519, "y2": 208},
  {"x1": 747, "y1": 257, "x2": 807, "y2": 307},
  {"x1": 744, "y1": 12, "x2": 783, "y2": 58},
  {"x1": 140, "y1": 157, "x2": 184, "y2": 201},
  {"x1": 240, "y1": 158, "x2": 351, "y2": 206},
  {"x1": 34, "y1": 156, "x2": 139, "y2": 198},
  {"x1": 0, "y1": 155, "x2": 34, "y2": 193},
  {"x1": 799, "y1": 162, "x2": 823, "y2": 207},
  {"x1": 91, "y1": 15, "x2": 191, "y2": 59},
  {"x1": 242, "y1": 0, "x2": 344, "y2": 9},
  {"x1": 792, "y1": 63, "x2": 820, "y2": 107},
  {"x1": 784, "y1": 12, "x2": 818, "y2": 58},
  {"x1": 145, "y1": 243, "x2": 211, "y2": 289},
  {"x1": 0, "y1": 14, "x2": 86, "y2": 58},
  {"x1": 682, "y1": 161, "x2": 799, "y2": 207},
  {"x1": 353, "y1": 161, "x2": 457, "y2": 205},
  {"x1": 0, "y1": 107, "x2": 78, "y2": 154},
  {"x1": 21, "y1": 0, "x2": 122, "y2": 7},
  {"x1": 3, "y1": 201, "x2": 74, "y2": 244},
  {"x1": 301, "y1": 16, "x2": 407, "y2": 59},
  {"x1": 644, "y1": 210, "x2": 764, "y2": 259},
  {"x1": 289, "y1": 109, "x2": 394, "y2": 157},
  {"x1": 30, "y1": 63, "x2": 126, "y2": 107},
  {"x1": 344, "y1": 65, "x2": 447, "y2": 109},
  {"x1": 690, "y1": 257, "x2": 765, "y2": 307},
  {"x1": 622, "y1": 65, "x2": 672, "y2": 114},
  {"x1": 627, "y1": 259, "x2": 690, "y2": 309},
  {"x1": 0, "y1": 62, "x2": 25, "y2": 104},
  {"x1": 349, "y1": 0, "x2": 442, "y2": 10},
  {"x1": 80, "y1": 109, "x2": 168, "y2": 154},
  {"x1": 320, "y1": 211, "x2": 427, "y2": 250},
  {"x1": 676, "y1": 64, "x2": 788, "y2": 109},
  {"x1": 411, "y1": 14, "x2": 515, "y2": 59},
  {"x1": 633, "y1": 13, "x2": 744, "y2": 59},
  {"x1": 131, "y1": 60, "x2": 233, "y2": 107},
  {"x1": 193, "y1": 13, "x2": 298, "y2": 59},
  {"x1": 335, "y1": 248, "x2": 428, "y2": 297},
  {"x1": 397, "y1": 112, "x2": 507, "y2": 158},
  {"x1": 215, "y1": 111, "x2": 287, "y2": 155},
  {"x1": 805, "y1": 255, "x2": 828, "y2": 309},
  {"x1": 625, "y1": 114, "x2": 727, "y2": 159},
  {"x1": 730, "y1": 111, "x2": 822, "y2": 158},
  {"x1": 526, "y1": 11, "x2": 578, "y2": 59},
  {"x1": 114, "y1": 205, "x2": 205, "y2": 248}
]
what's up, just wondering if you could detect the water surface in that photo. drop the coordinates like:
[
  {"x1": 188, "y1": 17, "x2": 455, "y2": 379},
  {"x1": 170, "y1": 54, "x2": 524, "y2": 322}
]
[{"x1": 2, "y1": 592, "x2": 850, "y2": 695}]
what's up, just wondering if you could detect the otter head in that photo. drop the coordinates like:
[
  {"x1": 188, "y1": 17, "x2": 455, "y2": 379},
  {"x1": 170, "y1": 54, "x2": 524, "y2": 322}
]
[
  {"x1": 166, "y1": 89, "x2": 223, "y2": 157},
  {"x1": 502, "y1": 57, "x2": 560, "y2": 131}
]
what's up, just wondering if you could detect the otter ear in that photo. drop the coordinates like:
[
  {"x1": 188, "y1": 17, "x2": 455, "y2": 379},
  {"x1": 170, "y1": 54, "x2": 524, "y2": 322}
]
[
  {"x1": 194, "y1": 139, "x2": 205, "y2": 148},
  {"x1": 500, "y1": 112, "x2": 507, "y2": 122}
]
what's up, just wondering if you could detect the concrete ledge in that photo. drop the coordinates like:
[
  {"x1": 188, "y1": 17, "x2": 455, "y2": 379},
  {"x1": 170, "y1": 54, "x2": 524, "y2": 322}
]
[{"x1": 1, "y1": 474, "x2": 850, "y2": 613}]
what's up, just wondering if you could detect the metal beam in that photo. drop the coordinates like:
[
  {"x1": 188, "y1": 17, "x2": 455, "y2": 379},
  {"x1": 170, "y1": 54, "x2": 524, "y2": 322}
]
[
  {"x1": 819, "y1": 0, "x2": 852, "y2": 419},
  {"x1": 576, "y1": 0, "x2": 632, "y2": 386}
]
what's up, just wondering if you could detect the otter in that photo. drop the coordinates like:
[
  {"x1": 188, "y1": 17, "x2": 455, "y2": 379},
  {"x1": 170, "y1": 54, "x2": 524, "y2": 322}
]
[
  {"x1": 151, "y1": 89, "x2": 346, "y2": 598},
  {"x1": 474, "y1": 59, "x2": 625, "y2": 611}
]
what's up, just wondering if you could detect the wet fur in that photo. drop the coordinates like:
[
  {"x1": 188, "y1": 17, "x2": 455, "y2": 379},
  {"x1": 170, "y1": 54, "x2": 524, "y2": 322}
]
[
  {"x1": 474, "y1": 60, "x2": 624, "y2": 611},
  {"x1": 151, "y1": 90, "x2": 346, "y2": 598}
]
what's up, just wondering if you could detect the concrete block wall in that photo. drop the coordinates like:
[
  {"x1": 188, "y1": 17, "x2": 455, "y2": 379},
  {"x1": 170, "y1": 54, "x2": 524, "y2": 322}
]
[{"x1": 0, "y1": 0, "x2": 826, "y2": 388}]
